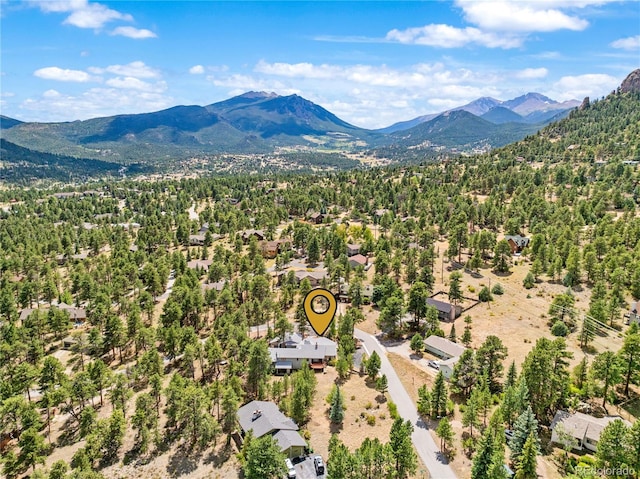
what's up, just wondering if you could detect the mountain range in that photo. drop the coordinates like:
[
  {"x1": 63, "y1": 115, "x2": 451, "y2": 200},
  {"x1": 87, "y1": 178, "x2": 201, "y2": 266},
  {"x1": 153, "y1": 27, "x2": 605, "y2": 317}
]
[
  {"x1": 0, "y1": 89, "x2": 581, "y2": 166},
  {"x1": 378, "y1": 93, "x2": 580, "y2": 133}
]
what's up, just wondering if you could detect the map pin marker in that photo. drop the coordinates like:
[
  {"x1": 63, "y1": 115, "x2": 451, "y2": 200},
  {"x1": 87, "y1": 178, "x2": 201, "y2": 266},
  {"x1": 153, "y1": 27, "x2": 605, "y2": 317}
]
[{"x1": 303, "y1": 288, "x2": 338, "y2": 336}]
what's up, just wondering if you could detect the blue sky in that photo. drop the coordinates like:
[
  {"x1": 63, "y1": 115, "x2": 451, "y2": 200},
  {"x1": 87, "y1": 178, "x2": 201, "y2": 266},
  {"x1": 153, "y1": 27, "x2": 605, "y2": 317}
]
[{"x1": 1, "y1": 0, "x2": 639, "y2": 128}]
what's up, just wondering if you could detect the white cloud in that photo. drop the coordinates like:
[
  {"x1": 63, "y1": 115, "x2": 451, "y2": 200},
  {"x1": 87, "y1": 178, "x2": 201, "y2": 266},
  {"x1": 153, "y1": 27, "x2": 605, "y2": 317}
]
[
  {"x1": 34, "y1": 66, "x2": 94, "y2": 82},
  {"x1": 20, "y1": 87, "x2": 173, "y2": 122},
  {"x1": 189, "y1": 65, "x2": 205, "y2": 75},
  {"x1": 547, "y1": 73, "x2": 620, "y2": 100},
  {"x1": 457, "y1": 1, "x2": 589, "y2": 32},
  {"x1": 29, "y1": 0, "x2": 154, "y2": 37},
  {"x1": 106, "y1": 76, "x2": 167, "y2": 93},
  {"x1": 516, "y1": 68, "x2": 549, "y2": 79},
  {"x1": 89, "y1": 61, "x2": 160, "y2": 79},
  {"x1": 610, "y1": 35, "x2": 640, "y2": 50},
  {"x1": 62, "y1": 2, "x2": 131, "y2": 28},
  {"x1": 386, "y1": 24, "x2": 522, "y2": 48},
  {"x1": 110, "y1": 26, "x2": 157, "y2": 39}
]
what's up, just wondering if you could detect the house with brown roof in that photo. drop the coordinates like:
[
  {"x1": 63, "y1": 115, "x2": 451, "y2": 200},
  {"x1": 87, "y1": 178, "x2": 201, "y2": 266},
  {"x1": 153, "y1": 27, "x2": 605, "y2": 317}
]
[
  {"x1": 308, "y1": 212, "x2": 325, "y2": 224},
  {"x1": 187, "y1": 259, "x2": 213, "y2": 272},
  {"x1": 348, "y1": 254, "x2": 368, "y2": 269},
  {"x1": 504, "y1": 235, "x2": 530, "y2": 254},
  {"x1": 241, "y1": 229, "x2": 266, "y2": 244},
  {"x1": 259, "y1": 239, "x2": 290, "y2": 259},
  {"x1": 550, "y1": 411, "x2": 631, "y2": 452}
]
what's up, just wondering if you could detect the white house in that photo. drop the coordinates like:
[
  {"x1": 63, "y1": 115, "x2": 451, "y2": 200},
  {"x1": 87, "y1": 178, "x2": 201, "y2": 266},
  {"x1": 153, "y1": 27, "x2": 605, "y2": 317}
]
[{"x1": 550, "y1": 411, "x2": 631, "y2": 452}]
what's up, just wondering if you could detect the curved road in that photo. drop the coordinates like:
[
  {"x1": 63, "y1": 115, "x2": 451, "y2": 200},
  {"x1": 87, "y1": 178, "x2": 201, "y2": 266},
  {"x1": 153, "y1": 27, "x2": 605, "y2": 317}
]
[{"x1": 355, "y1": 328, "x2": 458, "y2": 479}]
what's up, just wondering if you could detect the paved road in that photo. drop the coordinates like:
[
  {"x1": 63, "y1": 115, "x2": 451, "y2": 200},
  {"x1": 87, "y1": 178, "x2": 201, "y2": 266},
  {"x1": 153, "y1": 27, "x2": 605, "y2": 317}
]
[{"x1": 355, "y1": 328, "x2": 458, "y2": 479}]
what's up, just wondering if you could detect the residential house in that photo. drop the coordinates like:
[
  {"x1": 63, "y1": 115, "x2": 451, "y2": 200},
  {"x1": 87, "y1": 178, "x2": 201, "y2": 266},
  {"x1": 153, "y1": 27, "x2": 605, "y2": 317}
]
[
  {"x1": 269, "y1": 332, "x2": 304, "y2": 348},
  {"x1": 277, "y1": 270, "x2": 328, "y2": 288},
  {"x1": 348, "y1": 254, "x2": 368, "y2": 269},
  {"x1": 189, "y1": 234, "x2": 206, "y2": 246},
  {"x1": 269, "y1": 336, "x2": 337, "y2": 373},
  {"x1": 550, "y1": 411, "x2": 631, "y2": 452},
  {"x1": 19, "y1": 303, "x2": 87, "y2": 324},
  {"x1": 346, "y1": 243, "x2": 361, "y2": 256},
  {"x1": 439, "y1": 356, "x2": 459, "y2": 380},
  {"x1": 424, "y1": 335, "x2": 466, "y2": 360},
  {"x1": 187, "y1": 259, "x2": 213, "y2": 272},
  {"x1": 241, "y1": 229, "x2": 266, "y2": 244},
  {"x1": 338, "y1": 283, "x2": 374, "y2": 302},
  {"x1": 308, "y1": 212, "x2": 325, "y2": 224},
  {"x1": 237, "y1": 401, "x2": 307, "y2": 459},
  {"x1": 504, "y1": 235, "x2": 530, "y2": 254},
  {"x1": 260, "y1": 239, "x2": 290, "y2": 259},
  {"x1": 426, "y1": 297, "x2": 462, "y2": 321},
  {"x1": 202, "y1": 279, "x2": 226, "y2": 293}
]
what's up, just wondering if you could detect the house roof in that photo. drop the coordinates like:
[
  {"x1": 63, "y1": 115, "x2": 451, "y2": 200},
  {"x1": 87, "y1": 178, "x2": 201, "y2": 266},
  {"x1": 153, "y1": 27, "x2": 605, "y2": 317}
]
[
  {"x1": 349, "y1": 254, "x2": 368, "y2": 266},
  {"x1": 187, "y1": 259, "x2": 213, "y2": 270},
  {"x1": 202, "y1": 279, "x2": 226, "y2": 292},
  {"x1": 426, "y1": 297, "x2": 455, "y2": 314},
  {"x1": 505, "y1": 235, "x2": 530, "y2": 248},
  {"x1": 346, "y1": 243, "x2": 361, "y2": 250},
  {"x1": 269, "y1": 345, "x2": 326, "y2": 362},
  {"x1": 273, "y1": 429, "x2": 307, "y2": 451},
  {"x1": 550, "y1": 410, "x2": 630, "y2": 443},
  {"x1": 237, "y1": 400, "x2": 298, "y2": 439},
  {"x1": 423, "y1": 335, "x2": 466, "y2": 358}
]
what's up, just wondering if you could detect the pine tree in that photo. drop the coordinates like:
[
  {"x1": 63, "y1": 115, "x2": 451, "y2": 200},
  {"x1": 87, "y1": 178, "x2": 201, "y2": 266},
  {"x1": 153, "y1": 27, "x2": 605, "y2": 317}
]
[
  {"x1": 329, "y1": 385, "x2": 345, "y2": 424},
  {"x1": 505, "y1": 361, "x2": 517, "y2": 389},
  {"x1": 376, "y1": 374, "x2": 388, "y2": 394},
  {"x1": 591, "y1": 351, "x2": 623, "y2": 408},
  {"x1": 515, "y1": 431, "x2": 538, "y2": 479},
  {"x1": 462, "y1": 326, "x2": 472, "y2": 347},
  {"x1": 366, "y1": 350, "x2": 381, "y2": 380},
  {"x1": 431, "y1": 371, "x2": 448, "y2": 418},
  {"x1": 509, "y1": 406, "x2": 539, "y2": 467},
  {"x1": 471, "y1": 429, "x2": 495, "y2": 479},
  {"x1": 436, "y1": 417, "x2": 455, "y2": 455},
  {"x1": 462, "y1": 392, "x2": 480, "y2": 437},
  {"x1": 449, "y1": 324, "x2": 457, "y2": 343},
  {"x1": 389, "y1": 418, "x2": 417, "y2": 478},
  {"x1": 596, "y1": 419, "x2": 628, "y2": 472}
]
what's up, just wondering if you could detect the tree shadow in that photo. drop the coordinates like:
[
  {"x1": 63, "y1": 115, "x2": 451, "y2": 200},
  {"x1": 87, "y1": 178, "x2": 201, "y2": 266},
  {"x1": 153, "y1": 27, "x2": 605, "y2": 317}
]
[
  {"x1": 329, "y1": 422, "x2": 343, "y2": 434},
  {"x1": 203, "y1": 442, "x2": 233, "y2": 467},
  {"x1": 167, "y1": 444, "x2": 202, "y2": 478}
]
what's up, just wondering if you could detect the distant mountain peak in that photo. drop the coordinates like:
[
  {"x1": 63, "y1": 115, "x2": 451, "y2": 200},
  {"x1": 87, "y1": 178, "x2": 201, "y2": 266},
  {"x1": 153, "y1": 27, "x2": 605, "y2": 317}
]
[{"x1": 620, "y1": 69, "x2": 640, "y2": 94}]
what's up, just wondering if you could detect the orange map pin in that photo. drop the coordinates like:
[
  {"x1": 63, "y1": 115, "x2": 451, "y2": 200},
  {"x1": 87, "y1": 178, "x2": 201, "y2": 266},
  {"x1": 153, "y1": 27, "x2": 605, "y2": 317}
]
[{"x1": 303, "y1": 288, "x2": 338, "y2": 336}]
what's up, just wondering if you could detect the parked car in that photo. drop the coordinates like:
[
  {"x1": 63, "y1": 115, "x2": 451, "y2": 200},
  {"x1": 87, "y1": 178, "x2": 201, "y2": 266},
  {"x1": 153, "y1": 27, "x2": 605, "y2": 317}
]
[
  {"x1": 428, "y1": 360, "x2": 440, "y2": 370},
  {"x1": 285, "y1": 458, "x2": 296, "y2": 478},
  {"x1": 314, "y1": 455, "x2": 325, "y2": 475},
  {"x1": 505, "y1": 429, "x2": 514, "y2": 441}
]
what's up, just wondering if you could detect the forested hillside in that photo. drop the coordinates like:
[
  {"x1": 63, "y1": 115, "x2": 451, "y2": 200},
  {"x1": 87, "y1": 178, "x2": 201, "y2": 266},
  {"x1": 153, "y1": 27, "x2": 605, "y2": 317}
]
[{"x1": 0, "y1": 78, "x2": 639, "y2": 479}]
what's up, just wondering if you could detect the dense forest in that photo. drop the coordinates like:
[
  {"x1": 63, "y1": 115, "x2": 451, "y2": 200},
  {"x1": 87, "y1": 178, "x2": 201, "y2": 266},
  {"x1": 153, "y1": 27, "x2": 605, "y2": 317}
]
[{"x1": 0, "y1": 87, "x2": 639, "y2": 479}]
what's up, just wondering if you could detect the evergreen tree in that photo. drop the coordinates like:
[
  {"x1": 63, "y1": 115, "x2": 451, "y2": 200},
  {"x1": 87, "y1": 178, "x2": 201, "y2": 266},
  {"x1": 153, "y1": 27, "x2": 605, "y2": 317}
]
[
  {"x1": 618, "y1": 323, "x2": 640, "y2": 396},
  {"x1": 366, "y1": 350, "x2": 381, "y2": 380},
  {"x1": 410, "y1": 333, "x2": 424, "y2": 354},
  {"x1": 329, "y1": 385, "x2": 345, "y2": 424},
  {"x1": 476, "y1": 335, "x2": 508, "y2": 393},
  {"x1": 389, "y1": 418, "x2": 417, "y2": 479},
  {"x1": 591, "y1": 351, "x2": 623, "y2": 408},
  {"x1": 515, "y1": 431, "x2": 538, "y2": 479},
  {"x1": 376, "y1": 374, "x2": 389, "y2": 395},
  {"x1": 448, "y1": 272, "x2": 463, "y2": 305},
  {"x1": 596, "y1": 419, "x2": 628, "y2": 472},
  {"x1": 471, "y1": 428, "x2": 495, "y2": 479},
  {"x1": 431, "y1": 371, "x2": 448, "y2": 418},
  {"x1": 462, "y1": 392, "x2": 480, "y2": 438},
  {"x1": 509, "y1": 406, "x2": 539, "y2": 467},
  {"x1": 243, "y1": 434, "x2": 287, "y2": 479},
  {"x1": 436, "y1": 416, "x2": 455, "y2": 456}
]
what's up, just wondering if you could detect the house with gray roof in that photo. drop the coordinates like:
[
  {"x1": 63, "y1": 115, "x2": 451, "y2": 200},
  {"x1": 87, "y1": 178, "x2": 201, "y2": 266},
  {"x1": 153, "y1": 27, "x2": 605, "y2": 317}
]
[
  {"x1": 550, "y1": 410, "x2": 631, "y2": 452},
  {"x1": 237, "y1": 400, "x2": 306, "y2": 458},
  {"x1": 424, "y1": 335, "x2": 466, "y2": 360},
  {"x1": 427, "y1": 297, "x2": 462, "y2": 321},
  {"x1": 268, "y1": 336, "x2": 337, "y2": 373}
]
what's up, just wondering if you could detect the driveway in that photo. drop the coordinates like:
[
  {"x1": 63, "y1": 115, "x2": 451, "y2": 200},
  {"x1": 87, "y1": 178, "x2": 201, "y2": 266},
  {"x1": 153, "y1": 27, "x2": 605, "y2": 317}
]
[{"x1": 354, "y1": 328, "x2": 458, "y2": 479}]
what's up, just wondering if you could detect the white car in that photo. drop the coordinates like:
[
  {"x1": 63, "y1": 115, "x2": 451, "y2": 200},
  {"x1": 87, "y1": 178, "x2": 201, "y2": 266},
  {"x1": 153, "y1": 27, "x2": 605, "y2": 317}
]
[{"x1": 285, "y1": 458, "x2": 296, "y2": 478}]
